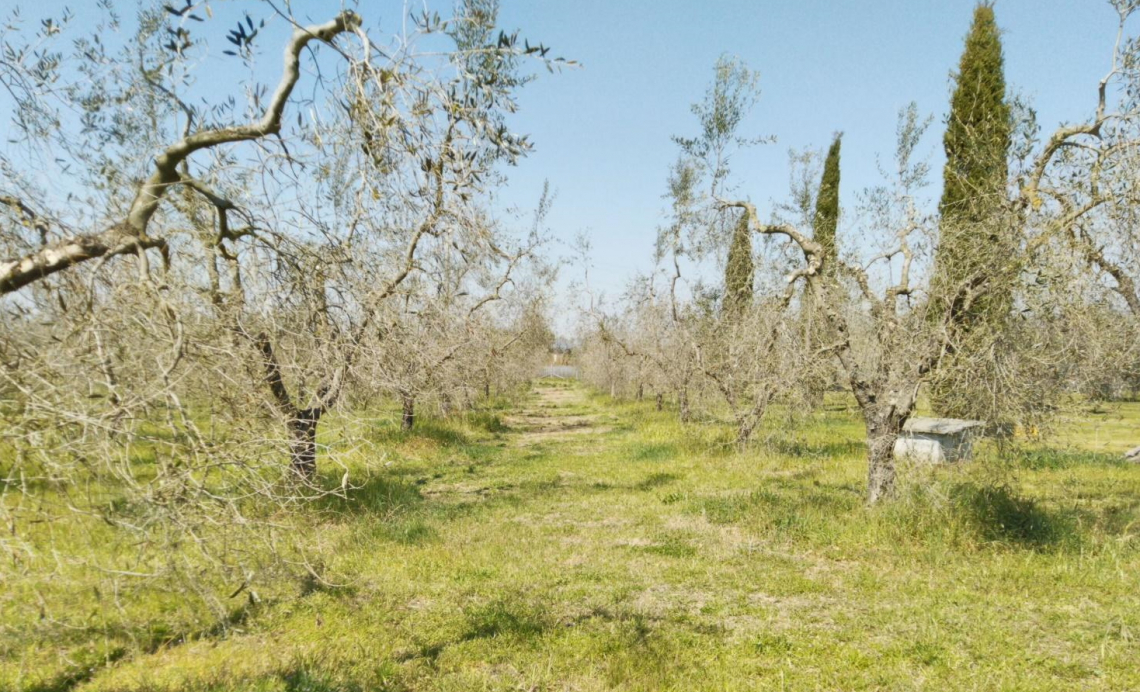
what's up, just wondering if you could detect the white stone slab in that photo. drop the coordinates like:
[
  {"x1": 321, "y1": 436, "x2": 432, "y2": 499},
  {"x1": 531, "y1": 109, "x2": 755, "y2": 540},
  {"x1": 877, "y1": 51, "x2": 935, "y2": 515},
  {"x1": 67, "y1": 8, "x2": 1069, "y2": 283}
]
[{"x1": 895, "y1": 417, "x2": 984, "y2": 464}]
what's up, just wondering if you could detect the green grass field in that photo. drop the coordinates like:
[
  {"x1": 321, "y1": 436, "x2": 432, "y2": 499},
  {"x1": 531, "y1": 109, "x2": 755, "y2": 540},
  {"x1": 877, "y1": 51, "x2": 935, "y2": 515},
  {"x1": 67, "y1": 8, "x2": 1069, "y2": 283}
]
[{"x1": 4, "y1": 380, "x2": 1140, "y2": 691}]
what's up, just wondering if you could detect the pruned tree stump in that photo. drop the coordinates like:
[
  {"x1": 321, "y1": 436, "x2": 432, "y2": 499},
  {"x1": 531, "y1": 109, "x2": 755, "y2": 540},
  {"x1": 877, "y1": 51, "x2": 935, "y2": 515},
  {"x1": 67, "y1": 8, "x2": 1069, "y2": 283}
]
[{"x1": 895, "y1": 417, "x2": 985, "y2": 464}]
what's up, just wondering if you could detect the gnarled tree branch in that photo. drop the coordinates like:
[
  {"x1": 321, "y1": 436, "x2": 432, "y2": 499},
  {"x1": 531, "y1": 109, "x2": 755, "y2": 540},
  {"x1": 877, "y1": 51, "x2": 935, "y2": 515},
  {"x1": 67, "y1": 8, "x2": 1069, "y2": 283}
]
[{"x1": 0, "y1": 11, "x2": 362, "y2": 296}]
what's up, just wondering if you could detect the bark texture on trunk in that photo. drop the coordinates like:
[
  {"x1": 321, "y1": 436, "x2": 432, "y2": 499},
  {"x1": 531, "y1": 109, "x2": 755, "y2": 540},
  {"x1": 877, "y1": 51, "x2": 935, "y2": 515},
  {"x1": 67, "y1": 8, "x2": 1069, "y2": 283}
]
[
  {"x1": 865, "y1": 430, "x2": 898, "y2": 504},
  {"x1": 254, "y1": 332, "x2": 338, "y2": 477},
  {"x1": 735, "y1": 417, "x2": 758, "y2": 449},
  {"x1": 679, "y1": 389, "x2": 691, "y2": 423},
  {"x1": 401, "y1": 396, "x2": 416, "y2": 430},
  {"x1": 288, "y1": 410, "x2": 322, "y2": 478},
  {"x1": 655, "y1": 393, "x2": 664, "y2": 411},
  {"x1": 863, "y1": 408, "x2": 908, "y2": 503}
]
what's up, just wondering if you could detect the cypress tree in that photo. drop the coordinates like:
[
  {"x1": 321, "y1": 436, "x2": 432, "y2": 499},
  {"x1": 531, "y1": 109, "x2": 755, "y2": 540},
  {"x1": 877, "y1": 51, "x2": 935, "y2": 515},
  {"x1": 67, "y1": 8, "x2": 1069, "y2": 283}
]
[
  {"x1": 930, "y1": 3, "x2": 1015, "y2": 419},
  {"x1": 813, "y1": 133, "x2": 842, "y2": 273},
  {"x1": 723, "y1": 210, "x2": 754, "y2": 319},
  {"x1": 932, "y1": 2, "x2": 1012, "y2": 322},
  {"x1": 803, "y1": 134, "x2": 842, "y2": 407}
]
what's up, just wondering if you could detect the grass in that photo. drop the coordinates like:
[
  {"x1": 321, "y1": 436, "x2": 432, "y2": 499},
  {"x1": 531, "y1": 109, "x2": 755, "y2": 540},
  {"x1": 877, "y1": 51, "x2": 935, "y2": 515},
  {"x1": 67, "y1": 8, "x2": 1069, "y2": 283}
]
[{"x1": 2, "y1": 380, "x2": 1139, "y2": 690}]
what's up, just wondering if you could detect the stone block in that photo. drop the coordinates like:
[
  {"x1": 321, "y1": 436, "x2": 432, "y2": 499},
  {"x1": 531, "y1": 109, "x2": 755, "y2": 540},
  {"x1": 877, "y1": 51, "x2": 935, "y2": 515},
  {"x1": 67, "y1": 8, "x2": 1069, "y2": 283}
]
[{"x1": 895, "y1": 417, "x2": 985, "y2": 464}]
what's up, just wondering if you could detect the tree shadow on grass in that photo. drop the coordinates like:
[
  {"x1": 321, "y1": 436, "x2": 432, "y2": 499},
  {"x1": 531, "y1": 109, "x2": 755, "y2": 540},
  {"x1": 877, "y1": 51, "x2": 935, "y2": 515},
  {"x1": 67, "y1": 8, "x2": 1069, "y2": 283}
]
[
  {"x1": 462, "y1": 411, "x2": 510, "y2": 434},
  {"x1": 461, "y1": 597, "x2": 551, "y2": 641},
  {"x1": 885, "y1": 480, "x2": 1084, "y2": 552},
  {"x1": 396, "y1": 596, "x2": 554, "y2": 665},
  {"x1": 369, "y1": 418, "x2": 471, "y2": 447},
  {"x1": 20, "y1": 648, "x2": 129, "y2": 692},
  {"x1": 949, "y1": 483, "x2": 1079, "y2": 549},
  {"x1": 634, "y1": 472, "x2": 681, "y2": 491},
  {"x1": 629, "y1": 443, "x2": 678, "y2": 462},
  {"x1": 687, "y1": 476, "x2": 1090, "y2": 551},
  {"x1": 278, "y1": 668, "x2": 392, "y2": 692},
  {"x1": 308, "y1": 473, "x2": 444, "y2": 550},
  {"x1": 693, "y1": 482, "x2": 861, "y2": 528},
  {"x1": 943, "y1": 480, "x2": 1137, "y2": 551},
  {"x1": 366, "y1": 411, "x2": 511, "y2": 448},
  {"x1": 24, "y1": 603, "x2": 261, "y2": 692},
  {"x1": 313, "y1": 475, "x2": 424, "y2": 517}
]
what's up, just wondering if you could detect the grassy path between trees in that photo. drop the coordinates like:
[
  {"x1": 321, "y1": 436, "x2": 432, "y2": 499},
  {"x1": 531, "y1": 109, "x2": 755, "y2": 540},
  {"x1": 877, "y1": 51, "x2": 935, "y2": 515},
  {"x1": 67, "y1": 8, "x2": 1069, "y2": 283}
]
[{"x1": 14, "y1": 380, "x2": 1140, "y2": 691}]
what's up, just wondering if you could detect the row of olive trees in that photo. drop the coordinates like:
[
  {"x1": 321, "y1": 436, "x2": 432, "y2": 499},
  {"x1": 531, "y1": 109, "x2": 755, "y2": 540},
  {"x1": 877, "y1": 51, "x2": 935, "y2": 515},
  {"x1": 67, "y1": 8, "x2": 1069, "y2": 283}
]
[
  {"x1": 580, "y1": 1, "x2": 1140, "y2": 502},
  {"x1": 0, "y1": 0, "x2": 559, "y2": 612}
]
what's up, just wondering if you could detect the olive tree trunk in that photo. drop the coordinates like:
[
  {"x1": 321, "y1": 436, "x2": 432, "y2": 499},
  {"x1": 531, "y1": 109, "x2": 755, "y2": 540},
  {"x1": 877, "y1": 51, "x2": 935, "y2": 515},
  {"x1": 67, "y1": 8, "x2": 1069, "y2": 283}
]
[
  {"x1": 287, "y1": 410, "x2": 322, "y2": 478},
  {"x1": 401, "y1": 395, "x2": 416, "y2": 430}
]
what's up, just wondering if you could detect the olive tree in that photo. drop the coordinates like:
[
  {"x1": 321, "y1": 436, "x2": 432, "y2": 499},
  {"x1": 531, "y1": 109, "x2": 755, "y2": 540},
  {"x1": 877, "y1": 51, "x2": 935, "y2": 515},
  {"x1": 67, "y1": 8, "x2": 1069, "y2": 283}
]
[{"x1": 0, "y1": 0, "x2": 568, "y2": 611}]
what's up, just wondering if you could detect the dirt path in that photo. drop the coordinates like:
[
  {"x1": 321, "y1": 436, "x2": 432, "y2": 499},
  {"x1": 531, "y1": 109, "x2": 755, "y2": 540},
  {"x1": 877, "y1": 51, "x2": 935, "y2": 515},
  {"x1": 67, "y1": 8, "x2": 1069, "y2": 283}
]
[{"x1": 502, "y1": 379, "x2": 612, "y2": 445}]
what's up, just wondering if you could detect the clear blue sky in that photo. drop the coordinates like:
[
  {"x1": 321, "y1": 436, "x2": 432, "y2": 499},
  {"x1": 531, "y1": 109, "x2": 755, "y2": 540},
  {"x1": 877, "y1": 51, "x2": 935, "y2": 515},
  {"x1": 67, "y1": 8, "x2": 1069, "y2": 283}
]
[{"x1": 10, "y1": 0, "x2": 1131, "y2": 306}]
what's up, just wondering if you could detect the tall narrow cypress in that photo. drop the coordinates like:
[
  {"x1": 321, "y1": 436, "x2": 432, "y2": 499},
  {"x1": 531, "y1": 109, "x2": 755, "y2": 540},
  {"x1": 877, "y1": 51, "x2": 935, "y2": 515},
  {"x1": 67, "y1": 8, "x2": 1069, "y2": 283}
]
[
  {"x1": 803, "y1": 134, "x2": 842, "y2": 407},
  {"x1": 813, "y1": 133, "x2": 842, "y2": 272},
  {"x1": 723, "y1": 211, "x2": 754, "y2": 319},
  {"x1": 930, "y1": 3, "x2": 1014, "y2": 418},
  {"x1": 932, "y1": 2, "x2": 1012, "y2": 323}
]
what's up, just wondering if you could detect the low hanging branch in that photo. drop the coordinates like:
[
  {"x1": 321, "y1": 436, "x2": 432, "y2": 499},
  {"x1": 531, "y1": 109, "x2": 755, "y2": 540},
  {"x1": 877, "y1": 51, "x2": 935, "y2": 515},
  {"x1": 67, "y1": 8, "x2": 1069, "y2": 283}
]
[
  {"x1": 0, "y1": 11, "x2": 362, "y2": 295},
  {"x1": 1074, "y1": 227, "x2": 1140, "y2": 316}
]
